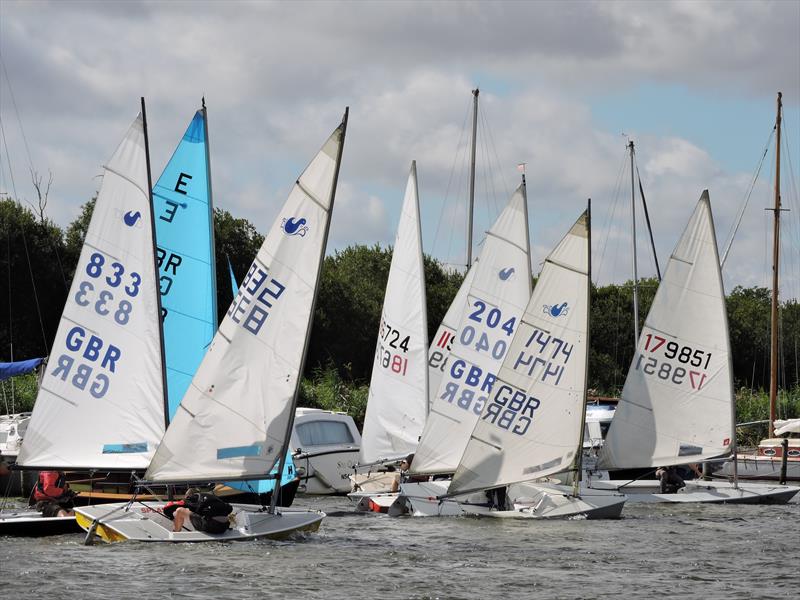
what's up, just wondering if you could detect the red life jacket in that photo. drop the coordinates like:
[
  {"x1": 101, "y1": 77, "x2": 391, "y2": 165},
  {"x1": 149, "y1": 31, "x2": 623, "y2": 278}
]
[{"x1": 33, "y1": 471, "x2": 69, "y2": 502}]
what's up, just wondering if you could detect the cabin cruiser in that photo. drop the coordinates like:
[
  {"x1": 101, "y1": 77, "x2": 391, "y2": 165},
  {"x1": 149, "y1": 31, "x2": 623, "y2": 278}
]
[
  {"x1": 292, "y1": 408, "x2": 361, "y2": 494},
  {"x1": 0, "y1": 412, "x2": 31, "y2": 459},
  {"x1": 719, "y1": 418, "x2": 800, "y2": 481}
]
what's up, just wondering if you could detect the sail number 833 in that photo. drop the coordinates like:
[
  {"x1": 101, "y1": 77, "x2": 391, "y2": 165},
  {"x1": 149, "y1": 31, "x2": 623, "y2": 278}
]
[{"x1": 635, "y1": 333, "x2": 712, "y2": 390}]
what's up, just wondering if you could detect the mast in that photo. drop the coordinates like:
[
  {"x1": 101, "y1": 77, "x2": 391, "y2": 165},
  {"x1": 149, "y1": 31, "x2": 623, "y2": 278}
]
[
  {"x1": 141, "y1": 97, "x2": 170, "y2": 431},
  {"x1": 769, "y1": 92, "x2": 782, "y2": 439},
  {"x1": 573, "y1": 199, "x2": 591, "y2": 497},
  {"x1": 629, "y1": 140, "x2": 640, "y2": 343},
  {"x1": 521, "y1": 173, "x2": 531, "y2": 283},
  {"x1": 202, "y1": 97, "x2": 219, "y2": 330},
  {"x1": 466, "y1": 88, "x2": 479, "y2": 269},
  {"x1": 269, "y1": 107, "x2": 349, "y2": 514}
]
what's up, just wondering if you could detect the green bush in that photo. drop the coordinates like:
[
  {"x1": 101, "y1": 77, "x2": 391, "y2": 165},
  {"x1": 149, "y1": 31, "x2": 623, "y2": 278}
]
[
  {"x1": 0, "y1": 372, "x2": 39, "y2": 413},
  {"x1": 298, "y1": 363, "x2": 369, "y2": 430}
]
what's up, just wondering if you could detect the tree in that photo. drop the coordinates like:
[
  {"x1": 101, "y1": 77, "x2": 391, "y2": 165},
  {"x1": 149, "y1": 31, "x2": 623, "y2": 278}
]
[{"x1": 0, "y1": 199, "x2": 69, "y2": 361}]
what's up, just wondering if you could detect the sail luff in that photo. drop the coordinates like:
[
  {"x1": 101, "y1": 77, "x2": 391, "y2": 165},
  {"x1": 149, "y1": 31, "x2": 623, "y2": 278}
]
[
  {"x1": 141, "y1": 97, "x2": 170, "y2": 431},
  {"x1": 203, "y1": 103, "x2": 219, "y2": 331}
]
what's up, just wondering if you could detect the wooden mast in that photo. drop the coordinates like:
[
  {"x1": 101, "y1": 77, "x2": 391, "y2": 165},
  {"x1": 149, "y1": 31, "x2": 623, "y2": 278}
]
[{"x1": 769, "y1": 92, "x2": 782, "y2": 439}]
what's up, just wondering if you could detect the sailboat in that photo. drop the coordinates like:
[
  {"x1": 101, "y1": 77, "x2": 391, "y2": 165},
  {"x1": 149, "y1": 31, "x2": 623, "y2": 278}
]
[
  {"x1": 403, "y1": 205, "x2": 626, "y2": 518},
  {"x1": 592, "y1": 191, "x2": 799, "y2": 504},
  {"x1": 0, "y1": 102, "x2": 167, "y2": 535},
  {"x1": 719, "y1": 92, "x2": 800, "y2": 482},
  {"x1": 74, "y1": 108, "x2": 349, "y2": 542},
  {"x1": 397, "y1": 176, "x2": 533, "y2": 516},
  {"x1": 348, "y1": 162, "x2": 428, "y2": 507}
]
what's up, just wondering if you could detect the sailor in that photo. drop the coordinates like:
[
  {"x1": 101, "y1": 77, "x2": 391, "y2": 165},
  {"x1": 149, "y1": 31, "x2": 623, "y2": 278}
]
[
  {"x1": 655, "y1": 466, "x2": 685, "y2": 494},
  {"x1": 31, "y1": 470, "x2": 75, "y2": 517},
  {"x1": 164, "y1": 488, "x2": 233, "y2": 534}
]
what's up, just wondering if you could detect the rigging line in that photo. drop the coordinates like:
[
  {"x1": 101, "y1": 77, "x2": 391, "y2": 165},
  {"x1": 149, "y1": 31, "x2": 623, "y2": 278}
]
[
  {"x1": 0, "y1": 114, "x2": 49, "y2": 356},
  {"x1": 596, "y1": 148, "x2": 628, "y2": 285},
  {"x1": 0, "y1": 55, "x2": 35, "y2": 175},
  {"x1": 720, "y1": 127, "x2": 775, "y2": 267},
  {"x1": 633, "y1": 157, "x2": 661, "y2": 280},
  {"x1": 479, "y1": 102, "x2": 505, "y2": 216},
  {"x1": 779, "y1": 122, "x2": 800, "y2": 303},
  {"x1": 431, "y1": 94, "x2": 471, "y2": 265}
]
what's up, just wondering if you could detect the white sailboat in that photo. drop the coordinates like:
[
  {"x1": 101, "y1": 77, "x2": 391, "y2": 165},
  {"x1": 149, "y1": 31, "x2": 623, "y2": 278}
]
[
  {"x1": 74, "y1": 109, "x2": 350, "y2": 542},
  {"x1": 398, "y1": 177, "x2": 533, "y2": 516},
  {"x1": 591, "y1": 191, "x2": 799, "y2": 504},
  {"x1": 349, "y1": 162, "x2": 428, "y2": 504},
  {"x1": 404, "y1": 205, "x2": 626, "y2": 518},
  {"x1": 0, "y1": 102, "x2": 167, "y2": 535}
]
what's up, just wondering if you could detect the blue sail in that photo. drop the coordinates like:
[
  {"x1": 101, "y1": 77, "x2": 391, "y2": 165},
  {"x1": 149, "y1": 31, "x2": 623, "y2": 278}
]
[{"x1": 153, "y1": 109, "x2": 216, "y2": 420}]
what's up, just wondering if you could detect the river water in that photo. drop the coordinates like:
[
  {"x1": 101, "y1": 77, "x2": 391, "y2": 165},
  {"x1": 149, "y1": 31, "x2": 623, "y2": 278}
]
[{"x1": 2, "y1": 495, "x2": 798, "y2": 599}]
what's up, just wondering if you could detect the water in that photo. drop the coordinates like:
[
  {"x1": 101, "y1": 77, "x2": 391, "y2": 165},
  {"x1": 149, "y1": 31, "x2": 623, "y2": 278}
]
[{"x1": 2, "y1": 495, "x2": 799, "y2": 599}]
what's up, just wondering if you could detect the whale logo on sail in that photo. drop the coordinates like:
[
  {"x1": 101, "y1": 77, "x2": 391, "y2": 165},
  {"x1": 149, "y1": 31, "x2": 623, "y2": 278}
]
[
  {"x1": 123, "y1": 210, "x2": 142, "y2": 227},
  {"x1": 281, "y1": 217, "x2": 309, "y2": 237},
  {"x1": 498, "y1": 267, "x2": 515, "y2": 281},
  {"x1": 543, "y1": 302, "x2": 569, "y2": 318}
]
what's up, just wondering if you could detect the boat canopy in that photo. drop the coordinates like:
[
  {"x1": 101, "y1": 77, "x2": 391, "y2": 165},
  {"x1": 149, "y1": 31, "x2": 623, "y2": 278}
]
[{"x1": 0, "y1": 358, "x2": 44, "y2": 382}]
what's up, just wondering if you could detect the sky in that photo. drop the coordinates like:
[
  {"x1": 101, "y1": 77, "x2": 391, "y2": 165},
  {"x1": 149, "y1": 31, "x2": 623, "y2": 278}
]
[{"x1": 1, "y1": 0, "x2": 799, "y2": 300}]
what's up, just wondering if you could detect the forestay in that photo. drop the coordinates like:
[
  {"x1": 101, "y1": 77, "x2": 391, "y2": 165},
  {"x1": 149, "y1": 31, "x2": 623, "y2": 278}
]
[
  {"x1": 18, "y1": 114, "x2": 166, "y2": 469},
  {"x1": 450, "y1": 211, "x2": 590, "y2": 494},
  {"x1": 411, "y1": 182, "x2": 532, "y2": 475},
  {"x1": 360, "y1": 162, "x2": 428, "y2": 464},
  {"x1": 146, "y1": 118, "x2": 346, "y2": 482},
  {"x1": 427, "y1": 265, "x2": 476, "y2": 414},
  {"x1": 153, "y1": 109, "x2": 216, "y2": 421},
  {"x1": 600, "y1": 191, "x2": 734, "y2": 469}
]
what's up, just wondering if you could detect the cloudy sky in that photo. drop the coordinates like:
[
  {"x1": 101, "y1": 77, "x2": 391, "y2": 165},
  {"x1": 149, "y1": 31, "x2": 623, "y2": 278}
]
[{"x1": 1, "y1": 0, "x2": 799, "y2": 299}]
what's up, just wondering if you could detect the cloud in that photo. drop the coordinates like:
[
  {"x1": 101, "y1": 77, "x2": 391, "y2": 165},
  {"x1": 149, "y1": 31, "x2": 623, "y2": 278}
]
[{"x1": 0, "y1": 0, "x2": 797, "y2": 298}]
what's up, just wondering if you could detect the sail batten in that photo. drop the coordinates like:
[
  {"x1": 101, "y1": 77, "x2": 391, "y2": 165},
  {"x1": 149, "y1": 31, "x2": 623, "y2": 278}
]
[
  {"x1": 146, "y1": 117, "x2": 347, "y2": 483},
  {"x1": 599, "y1": 192, "x2": 734, "y2": 469}
]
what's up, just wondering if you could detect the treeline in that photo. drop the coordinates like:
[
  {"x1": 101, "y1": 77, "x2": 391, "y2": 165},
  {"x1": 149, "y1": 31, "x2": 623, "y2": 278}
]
[{"x1": 2, "y1": 198, "x2": 799, "y2": 430}]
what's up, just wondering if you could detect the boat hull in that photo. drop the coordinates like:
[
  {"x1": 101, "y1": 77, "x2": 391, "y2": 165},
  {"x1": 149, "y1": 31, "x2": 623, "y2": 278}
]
[
  {"x1": 74, "y1": 502, "x2": 325, "y2": 543},
  {"x1": 0, "y1": 509, "x2": 81, "y2": 536},
  {"x1": 399, "y1": 480, "x2": 626, "y2": 519},
  {"x1": 587, "y1": 478, "x2": 800, "y2": 504},
  {"x1": 718, "y1": 458, "x2": 800, "y2": 482}
]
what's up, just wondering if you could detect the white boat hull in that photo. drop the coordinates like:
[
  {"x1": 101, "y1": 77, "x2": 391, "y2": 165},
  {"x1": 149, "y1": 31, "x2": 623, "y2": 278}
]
[
  {"x1": 0, "y1": 509, "x2": 80, "y2": 536},
  {"x1": 718, "y1": 458, "x2": 800, "y2": 481},
  {"x1": 294, "y1": 448, "x2": 360, "y2": 494},
  {"x1": 399, "y1": 480, "x2": 626, "y2": 519},
  {"x1": 587, "y1": 478, "x2": 800, "y2": 504},
  {"x1": 74, "y1": 502, "x2": 325, "y2": 543}
]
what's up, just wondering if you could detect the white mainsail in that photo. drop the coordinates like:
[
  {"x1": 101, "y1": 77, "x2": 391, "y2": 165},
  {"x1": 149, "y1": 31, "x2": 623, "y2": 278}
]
[
  {"x1": 146, "y1": 115, "x2": 347, "y2": 482},
  {"x1": 450, "y1": 210, "x2": 590, "y2": 494},
  {"x1": 411, "y1": 181, "x2": 533, "y2": 475},
  {"x1": 359, "y1": 162, "x2": 428, "y2": 464},
  {"x1": 427, "y1": 265, "x2": 476, "y2": 414},
  {"x1": 599, "y1": 191, "x2": 734, "y2": 469},
  {"x1": 18, "y1": 113, "x2": 166, "y2": 469}
]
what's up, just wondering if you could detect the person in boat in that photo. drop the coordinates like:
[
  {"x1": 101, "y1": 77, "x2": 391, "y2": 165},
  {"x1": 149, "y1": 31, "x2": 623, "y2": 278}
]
[
  {"x1": 389, "y1": 453, "x2": 428, "y2": 493},
  {"x1": 655, "y1": 466, "x2": 685, "y2": 494},
  {"x1": 163, "y1": 488, "x2": 233, "y2": 534},
  {"x1": 31, "y1": 470, "x2": 75, "y2": 517}
]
